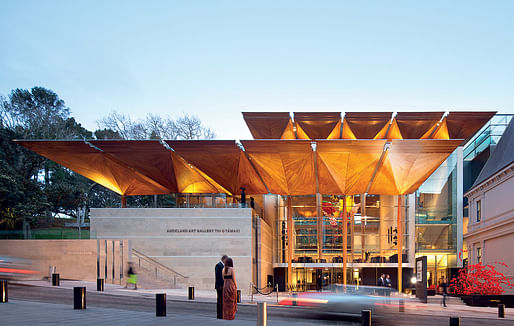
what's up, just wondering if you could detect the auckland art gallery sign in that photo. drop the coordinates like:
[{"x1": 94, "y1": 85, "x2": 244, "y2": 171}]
[{"x1": 166, "y1": 228, "x2": 241, "y2": 234}]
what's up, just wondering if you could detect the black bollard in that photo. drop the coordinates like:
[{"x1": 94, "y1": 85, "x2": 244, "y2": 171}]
[
  {"x1": 156, "y1": 293, "x2": 166, "y2": 317},
  {"x1": 52, "y1": 273, "x2": 60, "y2": 286},
  {"x1": 73, "y1": 287, "x2": 86, "y2": 309},
  {"x1": 97, "y1": 278, "x2": 104, "y2": 292},
  {"x1": 1, "y1": 280, "x2": 7, "y2": 303},
  {"x1": 498, "y1": 304, "x2": 505, "y2": 318},
  {"x1": 188, "y1": 286, "x2": 195, "y2": 300},
  {"x1": 361, "y1": 310, "x2": 371, "y2": 326},
  {"x1": 237, "y1": 289, "x2": 241, "y2": 303},
  {"x1": 449, "y1": 317, "x2": 460, "y2": 326},
  {"x1": 292, "y1": 292, "x2": 298, "y2": 306}
]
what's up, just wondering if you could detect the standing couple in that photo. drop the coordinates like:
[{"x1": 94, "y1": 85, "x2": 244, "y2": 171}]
[{"x1": 215, "y1": 255, "x2": 238, "y2": 320}]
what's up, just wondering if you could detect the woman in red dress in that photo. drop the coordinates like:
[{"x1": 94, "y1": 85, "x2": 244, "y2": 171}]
[{"x1": 222, "y1": 257, "x2": 237, "y2": 320}]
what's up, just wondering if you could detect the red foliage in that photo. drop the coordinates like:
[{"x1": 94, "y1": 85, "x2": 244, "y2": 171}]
[{"x1": 450, "y1": 262, "x2": 514, "y2": 295}]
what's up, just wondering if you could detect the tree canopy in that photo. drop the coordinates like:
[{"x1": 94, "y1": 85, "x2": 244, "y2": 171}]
[{"x1": 0, "y1": 86, "x2": 216, "y2": 236}]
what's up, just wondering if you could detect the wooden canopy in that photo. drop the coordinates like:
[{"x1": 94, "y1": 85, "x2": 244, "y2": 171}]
[
  {"x1": 15, "y1": 111, "x2": 495, "y2": 197},
  {"x1": 243, "y1": 111, "x2": 496, "y2": 141}
]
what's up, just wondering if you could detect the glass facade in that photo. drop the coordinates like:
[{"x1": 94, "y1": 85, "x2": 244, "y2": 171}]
[{"x1": 415, "y1": 149, "x2": 461, "y2": 287}]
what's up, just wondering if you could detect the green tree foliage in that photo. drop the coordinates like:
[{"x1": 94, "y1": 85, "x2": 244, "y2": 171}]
[{"x1": 1, "y1": 86, "x2": 216, "y2": 234}]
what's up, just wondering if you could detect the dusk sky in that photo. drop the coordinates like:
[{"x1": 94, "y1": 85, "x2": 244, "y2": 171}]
[{"x1": 1, "y1": 0, "x2": 513, "y2": 139}]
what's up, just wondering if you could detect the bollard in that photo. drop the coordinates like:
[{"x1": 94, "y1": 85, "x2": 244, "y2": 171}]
[
  {"x1": 399, "y1": 299, "x2": 405, "y2": 312},
  {"x1": 292, "y1": 292, "x2": 298, "y2": 306},
  {"x1": 52, "y1": 273, "x2": 60, "y2": 286},
  {"x1": 449, "y1": 317, "x2": 460, "y2": 326},
  {"x1": 361, "y1": 310, "x2": 371, "y2": 326},
  {"x1": 257, "y1": 302, "x2": 267, "y2": 326},
  {"x1": 1, "y1": 280, "x2": 7, "y2": 303},
  {"x1": 188, "y1": 286, "x2": 195, "y2": 300},
  {"x1": 73, "y1": 287, "x2": 86, "y2": 309},
  {"x1": 156, "y1": 293, "x2": 166, "y2": 317},
  {"x1": 498, "y1": 304, "x2": 505, "y2": 318},
  {"x1": 97, "y1": 278, "x2": 104, "y2": 292},
  {"x1": 237, "y1": 290, "x2": 241, "y2": 303}
]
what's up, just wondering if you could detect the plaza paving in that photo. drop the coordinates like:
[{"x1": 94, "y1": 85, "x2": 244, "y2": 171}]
[
  {"x1": 3, "y1": 280, "x2": 514, "y2": 325},
  {"x1": 1, "y1": 300, "x2": 351, "y2": 326}
]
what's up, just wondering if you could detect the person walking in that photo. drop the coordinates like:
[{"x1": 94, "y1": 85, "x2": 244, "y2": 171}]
[
  {"x1": 124, "y1": 262, "x2": 138, "y2": 290},
  {"x1": 215, "y1": 255, "x2": 228, "y2": 319},
  {"x1": 441, "y1": 278, "x2": 449, "y2": 307},
  {"x1": 222, "y1": 257, "x2": 237, "y2": 320}
]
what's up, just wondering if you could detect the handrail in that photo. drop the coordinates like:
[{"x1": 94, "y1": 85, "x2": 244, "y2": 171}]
[{"x1": 132, "y1": 248, "x2": 188, "y2": 279}]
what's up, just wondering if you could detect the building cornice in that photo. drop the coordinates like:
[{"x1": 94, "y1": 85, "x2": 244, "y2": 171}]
[{"x1": 465, "y1": 162, "x2": 514, "y2": 199}]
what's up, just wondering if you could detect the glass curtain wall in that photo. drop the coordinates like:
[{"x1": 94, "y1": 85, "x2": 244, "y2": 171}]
[
  {"x1": 415, "y1": 150, "x2": 459, "y2": 288},
  {"x1": 276, "y1": 194, "x2": 409, "y2": 265}
]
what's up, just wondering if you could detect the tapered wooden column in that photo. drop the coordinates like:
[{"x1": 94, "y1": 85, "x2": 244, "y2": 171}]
[
  {"x1": 397, "y1": 195, "x2": 403, "y2": 293},
  {"x1": 342, "y1": 196, "x2": 347, "y2": 286},
  {"x1": 287, "y1": 196, "x2": 293, "y2": 290}
]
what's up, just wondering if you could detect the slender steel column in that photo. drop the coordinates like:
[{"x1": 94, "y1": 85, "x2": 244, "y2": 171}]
[
  {"x1": 343, "y1": 196, "x2": 347, "y2": 286},
  {"x1": 287, "y1": 196, "x2": 293, "y2": 289},
  {"x1": 397, "y1": 195, "x2": 403, "y2": 293},
  {"x1": 316, "y1": 193, "x2": 323, "y2": 260}
]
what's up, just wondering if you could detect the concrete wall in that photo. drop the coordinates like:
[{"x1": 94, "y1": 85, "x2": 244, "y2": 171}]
[
  {"x1": 256, "y1": 216, "x2": 273, "y2": 288},
  {"x1": 91, "y1": 208, "x2": 253, "y2": 290},
  {"x1": 0, "y1": 239, "x2": 128, "y2": 283}
]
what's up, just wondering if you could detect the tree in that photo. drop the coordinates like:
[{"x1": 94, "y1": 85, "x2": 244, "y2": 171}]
[
  {"x1": 97, "y1": 111, "x2": 215, "y2": 140},
  {"x1": 450, "y1": 262, "x2": 514, "y2": 295}
]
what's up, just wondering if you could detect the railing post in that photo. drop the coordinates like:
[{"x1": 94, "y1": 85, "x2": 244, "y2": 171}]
[{"x1": 257, "y1": 302, "x2": 267, "y2": 326}]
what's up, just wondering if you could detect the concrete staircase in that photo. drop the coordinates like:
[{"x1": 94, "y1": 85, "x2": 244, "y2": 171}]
[{"x1": 131, "y1": 249, "x2": 188, "y2": 289}]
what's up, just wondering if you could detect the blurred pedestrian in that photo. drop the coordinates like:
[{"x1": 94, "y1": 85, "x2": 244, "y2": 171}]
[
  {"x1": 441, "y1": 278, "x2": 449, "y2": 307},
  {"x1": 222, "y1": 258, "x2": 237, "y2": 320},
  {"x1": 124, "y1": 262, "x2": 138, "y2": 290},
  {"x1": 215, "y1": 255, "x2": 228, "y2": 319}
]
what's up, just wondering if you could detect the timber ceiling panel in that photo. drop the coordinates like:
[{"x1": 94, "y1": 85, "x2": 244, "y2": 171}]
[
  {"x1": 395, "y1": 112, "x2": 444, "y2": 139},
  {"x1": 293, "y1": 112, "x2": 341, "y2": 139},
  {"x1": 241, "y1": 140, "x2": 315, "y2": 195},
  {"x1": 167, "y1": 140, "x2": 267, "y2": 195},
  {"x1": 316, "y1": 140, "x2": 386, "y2": 195},
  {"x1": 16, "y1": 140, "x2": 170, "y2": 195},
  {"x1": 343, "y1": 112, "x2": 393, "y2": 139},
  {"x1": 92, "y1": 140, "x2": 177, "y2": 192},
  {"x1": 242, "y1": 112, "x2": 294, "y2": 139},
  {"x1": 445, "y1": 111, "x2": 496, "y2": 140},
  {"x1": 368, "y1": 139, "x2": 463, "y2": 195}
]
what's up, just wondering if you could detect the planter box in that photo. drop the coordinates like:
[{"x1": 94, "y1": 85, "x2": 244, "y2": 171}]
[{"x1": 460, "y1": 295, "x2": 514, "y2": 308}]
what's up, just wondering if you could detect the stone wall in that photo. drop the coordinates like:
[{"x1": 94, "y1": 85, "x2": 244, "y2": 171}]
[
  {"x1": 0, "y1": 239, "x2": 128, "y2": 283},
  {"x1": 91, "y1": 208, "x2": 253, "y2": 290}
]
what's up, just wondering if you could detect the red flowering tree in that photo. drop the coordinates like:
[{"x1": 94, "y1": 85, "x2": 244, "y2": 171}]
[{"x1": 450, "y1": 262, "x2": 514, "y2": 295}]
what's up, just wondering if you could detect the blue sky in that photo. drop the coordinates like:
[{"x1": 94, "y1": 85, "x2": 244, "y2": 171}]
[{"x1": 1, "y1": 1, "x2": 513, "y2": 139}]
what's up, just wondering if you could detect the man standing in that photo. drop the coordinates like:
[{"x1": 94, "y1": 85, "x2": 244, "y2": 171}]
[
  {"x1": 377, "y1": 273, "x2": 385, "y2": 296},
  {"x1": 215, "y1": 255, "x2": 228, "y2": 319}
]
